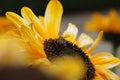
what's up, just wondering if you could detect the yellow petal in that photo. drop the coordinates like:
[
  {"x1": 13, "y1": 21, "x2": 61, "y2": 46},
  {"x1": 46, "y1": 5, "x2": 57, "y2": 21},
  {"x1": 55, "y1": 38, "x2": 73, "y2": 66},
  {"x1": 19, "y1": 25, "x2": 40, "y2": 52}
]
[
  {"x1": 76, "y1": 33, "x2": 94, "y2": 47},
  {"x1": 44, "y1": 0, "x2": 63, "y2": 39},
  {"x1": 21, "y1": 7, "x2": 48, "y2": 39},
  {"x1": 96, "y1": 67, "x2": 120, "y2": 80},
  {"x1": 63, "y1": 23, "x2": 78, "y2": 42},
  {"x1": 32, "y1": 25, "x2": 44, "y2": 45},
  {"x1": 20, "y1": 24, "x2": 36, "y2": 42},
  {"x1": 91, "y1": 52, "x2": 120, "y2": 69},
  {"x1": 20, "y1": 24, "x2": 43, "y2": 47},
  {"x1": 26, "y1": 42, "x2": 46, "y2": 58},
  {"x1": 6, "y1": 12, "x2": 28, "y2": 28},
  {"x1": 86, "y1": 31, "x2": 103, "y2": 55},
  {"x1": 38, "y1": 16, "x2": 44, "y2": 25},
  {"x1": 94, "y1": 72, "x2": 105, "y2": 80}
]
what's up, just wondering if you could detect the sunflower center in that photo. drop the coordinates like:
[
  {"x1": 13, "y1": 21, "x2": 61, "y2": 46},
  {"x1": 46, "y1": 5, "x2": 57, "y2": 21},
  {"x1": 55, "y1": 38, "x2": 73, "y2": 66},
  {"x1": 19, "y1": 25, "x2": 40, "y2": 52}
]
[{"x1": 44, "y1": 37, "x2": 95, "y2": 80}]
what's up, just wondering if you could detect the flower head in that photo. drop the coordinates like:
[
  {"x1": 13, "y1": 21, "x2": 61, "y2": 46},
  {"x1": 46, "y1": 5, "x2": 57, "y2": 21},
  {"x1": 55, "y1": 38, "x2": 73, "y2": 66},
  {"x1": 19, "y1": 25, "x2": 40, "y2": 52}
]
[{"x1": 1, "y1": 0, "x2": 120, "y2": 80}]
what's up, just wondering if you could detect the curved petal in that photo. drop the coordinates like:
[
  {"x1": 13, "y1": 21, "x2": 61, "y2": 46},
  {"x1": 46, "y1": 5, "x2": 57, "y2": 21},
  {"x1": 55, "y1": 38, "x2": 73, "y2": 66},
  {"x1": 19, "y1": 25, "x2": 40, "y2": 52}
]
[
  {"x1": 21, "y1": 7, "x2": 48, "y2": 39},
  {"x1": 76, "y1": 33, "x2": 94, "y2": 47},
  {"x1": 32, "y1": 25, "x2": 44, "y2": 45},
  {"x1": 44, "y1": 0, "x2": 63, "y2": 39},
  {"x1": 20, "y1": 24, "x2": 36, "y2": 42},
  {"x1": 94, "y1": 72, "x2": 105, "y2": 80},
  {"x1": 6, "y1": 12, "x2": 28, "y2": 28},
  {"x1": 96, "y1": 66, "x2": 120, "y2": 80},
  {"x1": 20, "y1": 24, "x2": 43, "y2": 48},
  {"x1": 91, "y1": 52, "x2": 120, "y2": 69},
  {"x1": 26, "y1": 42, "x2": 46, "y2": 58},
  {"x1": 63, "y1": 23, "x2": 78, "y2": 42},
  {"x1": 86, "y1": 31, "x2": 103, "y2": 55},
  {"x1": 38, "y1": 16, "x2": 44, "y2": 25}
]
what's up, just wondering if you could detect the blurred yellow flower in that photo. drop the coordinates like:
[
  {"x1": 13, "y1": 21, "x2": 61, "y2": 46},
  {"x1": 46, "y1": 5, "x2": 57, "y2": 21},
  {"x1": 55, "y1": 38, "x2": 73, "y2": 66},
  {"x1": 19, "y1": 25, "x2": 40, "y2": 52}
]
[
  {"x1": 0, "y1": 17, "x2": 14, "y2": 33},
  {"x1": 85, "y1": 9, "x2": 120, "y2": 34},
  {"x1": 85, "y1": 9, "x2": 120, "y2": 57},
  {"x1": 0, "y1": 0, "x2": 119, "y2": 80}
]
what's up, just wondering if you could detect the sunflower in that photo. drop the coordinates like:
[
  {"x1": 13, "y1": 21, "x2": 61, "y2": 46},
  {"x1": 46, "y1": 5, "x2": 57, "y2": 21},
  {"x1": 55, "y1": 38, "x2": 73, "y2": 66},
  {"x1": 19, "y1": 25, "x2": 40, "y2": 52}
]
[
  {"x1": 85, "y1": 9, "x2": 120, "y2": 56},
  {"x1": 2, "y1": 0, "x2": 120, "y2": 80}
]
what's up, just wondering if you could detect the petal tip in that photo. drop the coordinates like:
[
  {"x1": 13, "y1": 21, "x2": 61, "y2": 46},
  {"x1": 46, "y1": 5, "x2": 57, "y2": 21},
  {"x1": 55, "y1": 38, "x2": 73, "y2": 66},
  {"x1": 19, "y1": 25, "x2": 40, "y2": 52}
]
[
  {"x1": 21, "y1": 7, "x2": 30, "y2": 11},
  {"x1": 6, "y1": 12, "x2": 13, "y2": 17}
]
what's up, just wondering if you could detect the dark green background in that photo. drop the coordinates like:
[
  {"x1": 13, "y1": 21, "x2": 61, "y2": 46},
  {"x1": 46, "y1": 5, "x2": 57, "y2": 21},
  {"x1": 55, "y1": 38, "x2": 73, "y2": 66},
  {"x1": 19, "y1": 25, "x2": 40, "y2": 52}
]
[{"x1": 0, "y1": 0, "x2": 120, "y2": 15}]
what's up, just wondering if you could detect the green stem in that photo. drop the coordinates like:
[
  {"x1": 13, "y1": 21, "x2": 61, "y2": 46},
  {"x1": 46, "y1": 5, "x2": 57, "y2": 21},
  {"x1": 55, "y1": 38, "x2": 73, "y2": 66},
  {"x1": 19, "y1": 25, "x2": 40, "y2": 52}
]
[
  {"x1": 111, "y1": 44, "x2": 118, "y2": 72},
  {"x1": 112, "y1": 44, "x2": 118, "y2": 57}
]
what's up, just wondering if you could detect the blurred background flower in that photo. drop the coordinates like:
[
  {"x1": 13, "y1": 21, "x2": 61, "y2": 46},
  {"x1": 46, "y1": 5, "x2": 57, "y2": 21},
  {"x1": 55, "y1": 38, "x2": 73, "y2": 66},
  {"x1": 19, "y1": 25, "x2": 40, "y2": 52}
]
[{"x1": 85, "y1": 9, "x2": 120, "y2": 57}]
